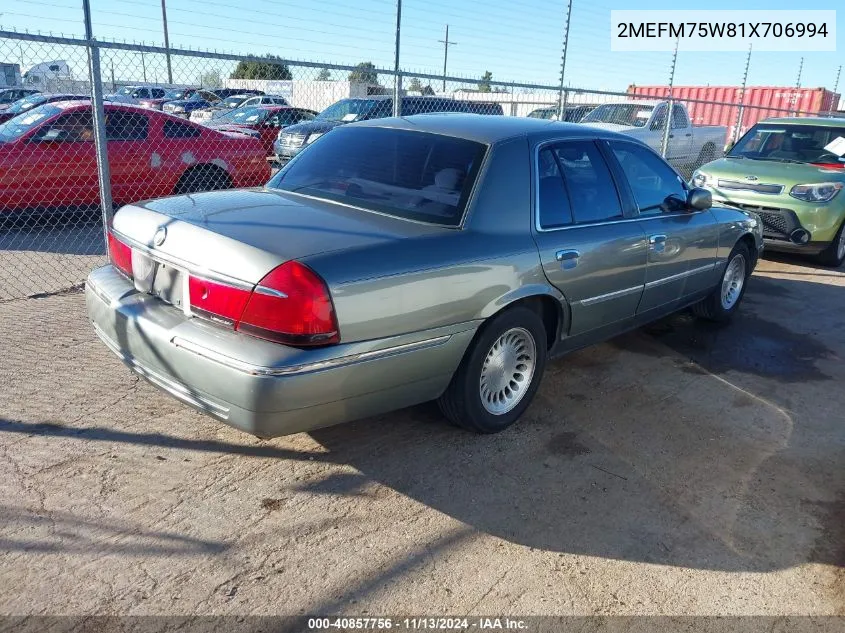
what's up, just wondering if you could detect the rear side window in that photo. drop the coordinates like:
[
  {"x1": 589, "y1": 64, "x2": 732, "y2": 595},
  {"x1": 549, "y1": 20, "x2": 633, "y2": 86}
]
[
  {"x1": 106, "y1": 111, "x2": 149, "y2": 140},
  {"x1": 537, "y1": 149, "x2": 573, "y2": 228},
  {"x1": 268, "y1": 126, "x2": 487, "y2": 226},
  {"x1": 550, "y1": 141, "x2": 622, "y2": 223},
  {"x1": 151, "y1": 88, "x2": 166, "y2": 99},
  {"x1": 671, "y1": 105, "x2": 689, "y2": 129},
  {"x1": 164, "y1": 119, "x2": 200, "y2": 138}
]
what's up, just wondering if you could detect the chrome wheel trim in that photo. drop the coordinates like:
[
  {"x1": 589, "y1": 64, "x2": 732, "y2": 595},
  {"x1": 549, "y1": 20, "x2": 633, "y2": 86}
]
[
  {"x1": 721, "y1": 254, "x2": 747, "y2": 310},
  {"x1": 836, "y1": 227, "x2": 845, "y2": 260},
  {"x1": 479, "y1": 327, "x2": 537, "y2": 416}
]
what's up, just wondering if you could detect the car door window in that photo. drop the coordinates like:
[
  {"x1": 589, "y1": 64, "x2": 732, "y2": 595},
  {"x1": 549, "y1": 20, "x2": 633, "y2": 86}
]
[
  {"x1": 36, "y1": 111, "x2": 94, "y2": 142},
  {"x1": 151, "y1": 88, "x2": 166, "y2": 99},
  {"x1": 163, "y1": 119, "x2": 201, "y2": 138},
  {"x1": 610, "y1": 141, "x2": 687, "y2": 215},
  {"x1": 550, "y1": 141, "x2": 623, "y2": 223},
  {"x1": 105, "y1": 111, "x2": 149, "y2": 141},
  {"x1": 651, "y1": 104, "x2": 668, "y2": 131},
  {"x1": 536, "y1": 148, "x2": 573, "y2": 229},
  {"x1": 671, "y1": 105, "x2": 689, "y2": 129}
]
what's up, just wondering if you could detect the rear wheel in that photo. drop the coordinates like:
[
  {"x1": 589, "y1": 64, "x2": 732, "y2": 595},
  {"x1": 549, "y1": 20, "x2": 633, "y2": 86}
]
[
  {"x1": 815, "y1": 221, "x2": 845, "y2": 268},
  {"x1": 692, "y1": 241, "x2": 751, "y2": 322},
  {"x1": 438, "y1": 306, "x2": 547, "y2": 434},
  {"x1": 174, "y1": 165, "x2": 232, "y2": 195}
]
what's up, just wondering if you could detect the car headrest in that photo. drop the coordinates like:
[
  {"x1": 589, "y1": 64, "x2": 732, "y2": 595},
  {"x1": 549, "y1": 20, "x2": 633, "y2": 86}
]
[{"x1": 433, "y1": 168, "x2": 462, "y2": 190}]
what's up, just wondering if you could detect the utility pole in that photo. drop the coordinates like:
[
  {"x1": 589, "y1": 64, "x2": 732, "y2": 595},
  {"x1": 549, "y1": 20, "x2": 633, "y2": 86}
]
[
  {"x1": 392, "y1": 0, "x2": 402, "y2": 116},
  {"x1": 556, "y1": 0, "x2": 572, "y2": 121},
  {"x1": 140, "y1": 52, "x2": 147, "y2": 83},
  {"x1": 438, "y1": 25, "x2": 457, "y2": 93},
  {"x1": 161, "y1": 0, "x2": 173, "y2": 84},
  {"x1": 827, "y1": 65, "x2": 841, "y2": 116},
  {"x1": 732, "y1": 44, "x2": 752, "y2": 145},
  {"x1": 660, "y1": 38, "x2": 678, "y2": 159}
]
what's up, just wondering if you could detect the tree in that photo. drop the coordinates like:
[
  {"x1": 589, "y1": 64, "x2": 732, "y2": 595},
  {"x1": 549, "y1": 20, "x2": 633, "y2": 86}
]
[
  {"x1": 316, "y1": 68, "x2": 332, "y2": 81},
  {"x1": 478, "y1": 71, "x2": 493, "y2": 93},
  {"x1": 407, "y1": 77, "x2": 423, "y2": 93},
  {"x1": 200, "y1": 69, "x2": 221, "y2": 88},
  {"x1": 348, "y1": 61, "x2": 378, "y2": 85},
  {"x1": 421, "y1": 84, "x2": 435, "y2": 96},
  {"x1": 230, "y1": 55, "x2": 292, "y2": 80}
]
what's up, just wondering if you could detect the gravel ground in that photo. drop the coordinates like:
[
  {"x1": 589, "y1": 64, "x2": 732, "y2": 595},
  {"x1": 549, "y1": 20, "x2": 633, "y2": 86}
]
[{"x1": 0, "y1": 254, "x2": 843, "y2": 617}]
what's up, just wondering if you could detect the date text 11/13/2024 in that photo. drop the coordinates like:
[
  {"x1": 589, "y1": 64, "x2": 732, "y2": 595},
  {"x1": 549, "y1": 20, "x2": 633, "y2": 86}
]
[{"x1": 307, "y1": 617, "x2": 529, "y2": 630}]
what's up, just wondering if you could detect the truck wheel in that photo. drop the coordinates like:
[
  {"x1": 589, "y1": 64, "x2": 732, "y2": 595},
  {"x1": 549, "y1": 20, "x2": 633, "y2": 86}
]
[
  {"x1": 815, "y1": 221, "x2": 845, "y2": 268},
  {"x1": 438, "y1": 306, "x2": 546, "y2": 434},
  {"x1": 692, "y1": 241, "x2": 751, "y2": 322}
]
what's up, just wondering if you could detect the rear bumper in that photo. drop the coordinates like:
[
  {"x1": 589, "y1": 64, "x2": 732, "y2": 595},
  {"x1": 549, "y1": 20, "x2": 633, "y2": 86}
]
[
  {"x1": 762, "y1": 239, "x2": 826, "y2": 256},
  {"x1": 86, "y1": 265, "x2": 475, "y2": 437}
]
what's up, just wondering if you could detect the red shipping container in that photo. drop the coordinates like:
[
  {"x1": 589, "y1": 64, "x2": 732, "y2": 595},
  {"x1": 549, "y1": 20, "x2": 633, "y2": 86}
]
[{"x1": 626, "y1": 85, "x2": 840, "y2": 144}]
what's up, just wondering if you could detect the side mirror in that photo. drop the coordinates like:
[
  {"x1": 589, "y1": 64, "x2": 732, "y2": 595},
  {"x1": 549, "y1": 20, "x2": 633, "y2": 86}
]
[{"x1": 686, "y1": 187, "x2": 712, "y2": 211}]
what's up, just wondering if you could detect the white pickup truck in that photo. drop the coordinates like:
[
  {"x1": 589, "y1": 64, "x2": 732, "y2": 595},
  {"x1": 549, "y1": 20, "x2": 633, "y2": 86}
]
[{"x1": 580, "y1": 100, "x2": 726, "y2": 173}]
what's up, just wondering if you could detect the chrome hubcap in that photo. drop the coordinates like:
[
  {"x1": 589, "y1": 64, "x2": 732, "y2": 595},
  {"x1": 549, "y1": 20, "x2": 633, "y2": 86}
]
[
  {"x1": 479, "y1": 327, "x2": 536, "y2": 416},
  {"x1": 837, "y1": 228, "x2": 845, "y2": 260},
  {"x1": 721, "y1": 254, "x2": 746, "y2": 310}
]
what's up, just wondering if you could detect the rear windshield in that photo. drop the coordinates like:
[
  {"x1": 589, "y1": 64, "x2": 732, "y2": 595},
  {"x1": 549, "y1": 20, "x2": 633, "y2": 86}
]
[
  {"x1": 729, "y1": 123, "x2": 845, "y2": 166},
  {"x1": 582, "y1": 103, "x2": 654, "y2": 128},
  {"x1": 0, "y1": 104, "x2": 60, "y2": 142},
  {"x1": 267, "y1": 126, "x2": 487, "y2": 226}
]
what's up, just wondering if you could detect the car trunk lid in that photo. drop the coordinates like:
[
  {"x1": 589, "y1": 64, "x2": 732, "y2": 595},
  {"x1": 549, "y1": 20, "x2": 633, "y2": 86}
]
[{"x1": 111, "y1": 188, "x2": 443, "y2": 285}]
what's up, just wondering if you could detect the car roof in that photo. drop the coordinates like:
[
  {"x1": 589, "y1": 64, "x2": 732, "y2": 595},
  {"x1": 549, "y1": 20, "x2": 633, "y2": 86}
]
[
  {"x1": 760, "y1": 116, "x2": 845, "y2": 127},
  {"x1": 350, "y1": 113, "x2": 635, "y2": 145}
]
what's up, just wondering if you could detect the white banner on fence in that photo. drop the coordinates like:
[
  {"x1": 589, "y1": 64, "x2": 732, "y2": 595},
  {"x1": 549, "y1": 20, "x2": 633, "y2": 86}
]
[{"x1": 611, "y1": 10, "x2": 837, "y2": 52}]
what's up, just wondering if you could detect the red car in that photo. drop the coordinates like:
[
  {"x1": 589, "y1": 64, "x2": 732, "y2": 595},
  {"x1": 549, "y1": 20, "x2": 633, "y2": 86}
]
[
  {"x1": 205, "y1": 105, "x2": 317, "y2": 154},
  {"x1": 0, "y1": 101, "x2": 270, "y2": 211}
]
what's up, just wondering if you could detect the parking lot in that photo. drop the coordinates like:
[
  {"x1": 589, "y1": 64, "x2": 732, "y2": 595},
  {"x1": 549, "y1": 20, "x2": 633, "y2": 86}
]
[{"x1": 1, "y1": 251, "x2": 842, "y2": 616}]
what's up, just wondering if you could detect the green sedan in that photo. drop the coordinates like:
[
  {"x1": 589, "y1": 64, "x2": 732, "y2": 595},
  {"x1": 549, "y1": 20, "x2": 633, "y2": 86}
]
[{"x1": 692, "y1": 117, "x2": 845, "y2": 267}]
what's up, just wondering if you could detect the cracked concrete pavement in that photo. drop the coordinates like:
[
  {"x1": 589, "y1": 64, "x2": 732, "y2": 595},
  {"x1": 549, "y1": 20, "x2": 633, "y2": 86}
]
[{"x1": 0, "y1": 254, "x2": 843, "y2": 616}]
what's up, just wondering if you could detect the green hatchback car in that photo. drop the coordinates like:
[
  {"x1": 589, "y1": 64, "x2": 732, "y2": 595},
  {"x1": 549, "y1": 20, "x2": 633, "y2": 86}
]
[{"x1": 692, "y1": 117, "x2": 845, "y2": 266}]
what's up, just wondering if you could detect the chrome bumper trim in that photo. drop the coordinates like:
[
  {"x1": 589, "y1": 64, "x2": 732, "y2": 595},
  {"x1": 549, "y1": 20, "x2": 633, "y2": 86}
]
[{"x1": 170, "y1": 334, "x2": 453, "y2": 377}]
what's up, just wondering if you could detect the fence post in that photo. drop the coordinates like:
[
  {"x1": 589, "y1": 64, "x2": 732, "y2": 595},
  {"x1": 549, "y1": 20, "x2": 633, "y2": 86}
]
[
  {"x1": 82, "y1": 0, "x2": 114, "y2": 245},
  {"x1": 660, "y1": 39, "x2": 678, "y2": 159},
  {"x1": 732, "y1": 44, "x2": 752, "y2": 146},
  {"x1": 392, "y1": 0, "x2": 402, "y2": 117},
  {"x1": 556, "y1": 0, "x2": 572, "y2": 121}
]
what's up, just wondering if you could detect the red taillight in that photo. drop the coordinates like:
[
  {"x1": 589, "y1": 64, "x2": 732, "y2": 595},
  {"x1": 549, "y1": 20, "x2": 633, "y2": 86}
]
[
  {"x1": 108, "y1": 231, "x2": 133, "y2": 279},
  {"x1": 188, "y1": 276, "x2": 251, "y2": 323},
  {"x1": 811, "y1": 162, "x2": 845, "y2": 169},
  {"x1": 237, "y1": 261, "x2": 339, "y2": 346}
]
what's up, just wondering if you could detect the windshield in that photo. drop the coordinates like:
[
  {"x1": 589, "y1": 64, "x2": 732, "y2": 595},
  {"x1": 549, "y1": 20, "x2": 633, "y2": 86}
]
[
  {"x1": 7, "y1": 93, "x2": 48, "y2": 114},
  {"x1": 268, "y1": 126, "x2": 486, "y2": 226},
  {"x1": 164, "y1": 88, "x2": 190, "y2": 100},
  {"x1": 316, "y1": 99, "x2": 389, "y2": 122},
  {"x1": 729, "y1": 123, "x2": 845, "y2": 166},
  {"x1": 216, "y1": 107, "x2": 268, "y2": 124},
  {"x1": 582, "y1": 103, "x2": 654, "y2": 128},
  {"x1": 222, "y1": 95, "x2": 249, "y2": 108},
  {"x1": 0, "y1": 104, "x2": 60, "y2": 142}
]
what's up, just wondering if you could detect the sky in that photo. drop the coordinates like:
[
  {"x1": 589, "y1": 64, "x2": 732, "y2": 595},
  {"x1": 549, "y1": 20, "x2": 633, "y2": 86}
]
[{"x1": 0, "y1": 0, "x2": 842, "y2": 94}]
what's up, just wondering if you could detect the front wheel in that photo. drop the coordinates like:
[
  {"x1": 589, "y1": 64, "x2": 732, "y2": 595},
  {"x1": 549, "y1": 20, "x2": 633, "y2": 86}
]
[
  {"x1": 816, "y1": 221, "x2": 845, "y2": 268},
  {"x1": 692, "y1": 242, "x2": 751, "y2": 322},
  {"x1": 438, "y1": 306, "x2": 547, "y2": 434}
]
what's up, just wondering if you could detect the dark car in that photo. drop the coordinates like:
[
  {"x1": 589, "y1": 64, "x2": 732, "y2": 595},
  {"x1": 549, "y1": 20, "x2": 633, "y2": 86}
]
[
  {"x1": 161, "y1": 90, "x2": 222, "y2": 117},
  {"x1": 212, "y1": 88, "x2": 264, "y2": 100},
  {"x1": 274, "y1": 96, "x2": 503, "y2": 161},
  {"x1": 206, "y1": 105, "x2": 317, "y2": 154},
  {"x1": 0, "y1": 92, "x2": 87, "y2": 124},
  {"x1": 528, "y1": 105, "x2": 596, "y2": 123},
  {"x1": 0, "y1": 88, "x2": 40, "y2": 109},
  {"x1": 138, "y1": 87, "x2": 199, "y2": 111}
]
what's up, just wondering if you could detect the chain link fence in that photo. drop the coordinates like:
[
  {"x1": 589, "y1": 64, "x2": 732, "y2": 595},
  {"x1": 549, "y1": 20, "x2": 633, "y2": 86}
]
[{"x1": 0, "y1": 30, "x2": 838, "y2": 301}]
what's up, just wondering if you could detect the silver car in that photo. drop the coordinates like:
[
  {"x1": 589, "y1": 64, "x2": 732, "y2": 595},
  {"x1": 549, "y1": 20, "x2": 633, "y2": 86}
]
[{"x1": 87, "y1": 115, "x2": 763, "y2": 437}]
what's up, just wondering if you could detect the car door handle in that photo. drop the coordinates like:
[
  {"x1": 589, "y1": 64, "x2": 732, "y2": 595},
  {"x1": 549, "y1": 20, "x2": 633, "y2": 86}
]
[
  {"x1": 685, "y1": 133, "x2": 692, "y2": 137},
  {"x1": 648, "y1": 234, "x2": 667, "y2": 253},
  {"x1": 668, "y1": 134, "x2": 674, "y2": 138},
  {"x1": 555, "y1": 249, "x2": 580, "y2": 269}
]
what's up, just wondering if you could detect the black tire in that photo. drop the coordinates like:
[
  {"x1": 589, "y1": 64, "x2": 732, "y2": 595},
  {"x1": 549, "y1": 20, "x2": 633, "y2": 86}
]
[
  {"x1": 174, "y1": 165, "x2": 232, "y2": 195},
  {"x1": 692, "y1": 241, "x2": 751, "y2": 322},
  {"x1": 815, "y1": 221, "x2": 845, "y2": 268},
  {"x1": 438, "y1": 306, "x2": 547, "y2": 434}
]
